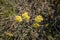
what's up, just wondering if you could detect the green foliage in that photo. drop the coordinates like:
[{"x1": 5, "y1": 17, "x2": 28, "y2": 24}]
[{"x1": 0, "y1": 0, "x2": 60, "y2": 40}]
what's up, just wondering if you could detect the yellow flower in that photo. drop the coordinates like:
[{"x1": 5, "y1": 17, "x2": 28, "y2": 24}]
[
  {"x1": 15, "y1": 15, "x2": 22, "y2": 22},
  {"x1": 22, "y1": 12, "x2": 28, "y2": 16},
  {"x1": 22, "y1": 12, "x2": 30, "y2": 22},
  {"x1": 5, "y1": 32, "x2": 13, "y2": 37},
  {"x1": 45, "y1": 23, "x2": 49, "y2": 27},
  {"x1": 35, "y1": 15, "x2": 43, "y2": 22},
  {"x1": 24, "y1": 15, "x2": 30, "y2": 22},
  {"x1": 33, "y1": 23, "x2": 40, "y2": 28}
]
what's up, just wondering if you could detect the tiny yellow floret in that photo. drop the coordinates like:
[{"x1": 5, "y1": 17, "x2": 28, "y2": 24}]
[
  {"x1": 5, "y1": 32, "x2": 13, "y2": 37},
  {"x1": 35, "y1": 15, "x2": 43, "y2": 22},
  {"x1": 22, "y1": 12, "x2": 30, "y2": 22},
  {"x1": 15, "y1": 15, "x2": 22, "y2": 22},
  {"x1": 45, "y1": 23, "x2": 49, "y2": 27},
  {"x1": 33, "y1": 23, "x2": 40, "y2": 28}
]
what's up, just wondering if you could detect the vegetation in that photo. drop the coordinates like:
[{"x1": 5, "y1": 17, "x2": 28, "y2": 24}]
[{"x1": 0, "y1": 0, "x2": 60, "y2": 40}]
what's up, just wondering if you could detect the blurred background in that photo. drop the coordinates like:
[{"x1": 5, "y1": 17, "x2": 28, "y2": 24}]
[{"x1": 0, "y1": 0, "x2": 60, "y2": 40}]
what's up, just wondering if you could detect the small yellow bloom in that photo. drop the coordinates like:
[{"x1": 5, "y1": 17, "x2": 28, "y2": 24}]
[
  {"x1": 5, "y1": 32, "x2": 13, "y2": 37},
  {"x1": 45, "y1": 23, "x2": 49, "y2": 27},
  {"x1": 15, "y1": 15, "x2": 22, "y2": 22},
  {"x1": 35, "y1": 15, "x2": 43, "y2": 22},
  {"x1": 24, "y1": 15, "x2": 30, "y2": 21},
  {"x1": 33, "y1": 23, "x2": 40, "y2": 28},
  {"x1": 22, "y1": 12, "x2": 28, "y2": 16},
  {"x1": 22, "y1": 12, "x2": 30, "y2": 22}
]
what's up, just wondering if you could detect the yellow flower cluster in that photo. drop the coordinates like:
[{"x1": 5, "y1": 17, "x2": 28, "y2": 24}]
[
  {"x1": 33, "y1": 15, "x2": 43, "y2": 28},
  {"x1": 5, "y1": 32, "x2": 13, "y2": 37},
  {"x1": 22, "y1": 12, "x2": 30, "y2": 22},
  {"x1": 35, "y1": 15, "x2": 43, "y2": 23},
  {"x1": 15, "y1": 11, "x2": 44, "y2": 28},
  {"x1": 15, "y1": 12, "x2": 30, "y2": 22},
  {"x1": 33, "y1": 23, "x2": 40, "y2": 28},
  {"x1": 15, "y1": 15, "x2": 22, "y2": 22}
]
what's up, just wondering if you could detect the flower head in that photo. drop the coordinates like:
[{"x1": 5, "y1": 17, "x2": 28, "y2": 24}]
[
  {"x1": 15, "y1": 15, "x2": 22, "y2": 22},
  {"x1": 45, "y1": 23, "x2": 49, "y2": 27},
  {"x1": 35, "y1": 15, "x2": 43, "y2": 22},
  {"x1": 5, "y1": 32, "x2": 13, "y2": 37},
  {"x1": 33, "y1": 23, "x2": 40, "y2": 28},
  {"x1": 22, "y1": 12, "x2": 30, "y2": 22}
]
